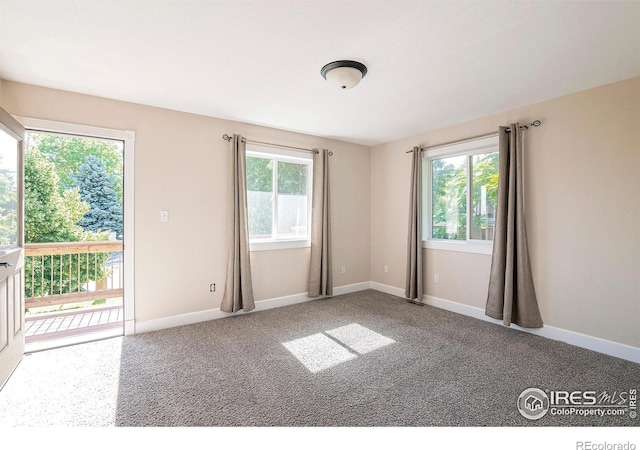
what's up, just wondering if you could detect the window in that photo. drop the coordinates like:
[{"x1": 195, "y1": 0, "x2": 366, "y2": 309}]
[
  {"x1": 423, "y1": 135, "x2": 499, "y2": 254},
  {"x1": 246, "y1": 144, "x2": 312, "y2": 250},
  {"x1": 0, "y1": 128, "x2": 19, "y2": 248}
]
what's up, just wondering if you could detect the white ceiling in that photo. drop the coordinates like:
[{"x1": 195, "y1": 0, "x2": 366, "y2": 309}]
[{"x1": 0, "y1": 1, "x2": 638, "y2": 146}]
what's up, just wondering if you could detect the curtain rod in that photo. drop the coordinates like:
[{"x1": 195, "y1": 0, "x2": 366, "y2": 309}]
[
  {"x1": 405, "y1": 120, "x2": 542, "y2": 153},
  {"x1": 505, "y1": 120, "x2": 541, "y2": 132},
  {"x1": 222, "y1": 134, "x2": 333, "y2": 156}
]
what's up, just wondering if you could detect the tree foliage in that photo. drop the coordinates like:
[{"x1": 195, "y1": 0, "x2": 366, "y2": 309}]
[
  {"x1": 246, "y1": 157, "x2": 273, "y2": 237},
  {"x1": 24, "y1": 148, "x2": 110, "y2": 299},
  {"x1": 431, "y1": 152, "x2": 498, "y2": 240},
  {"x1": 277, "y1": 161, "x2": 307, "y2": 195},
  {"x1": 25, "y1": 148, "x2": 89, "y2": 243},
  {"x1": 246, "y1": 157, "x2": 308, "y2": 194},
  {"x1": 246, "y1": 156, "x2": 273, "y2": 192},
  {"x1": 470, "y1": 152, "x2": 498, "y2": 239},
  {"x1": 27, "y1": 133, "x2": 123, "y2": 201},
  {"x1": 431, "y1": 157, "x2": 467, "y2": 240},
  {"x1": 245, "y1": 156, "x2": 308, "y2": 238},
  {"x1": 71, "y1": 155, "x2": 123, "y2": 240}
]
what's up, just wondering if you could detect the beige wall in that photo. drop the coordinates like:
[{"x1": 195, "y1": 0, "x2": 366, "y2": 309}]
[
  {"x1": 1, "y1": 76, "x2": 637, "y2": 348},
  {"x1": 0, "y1": 81, "x2": 371, "y2": 322},
  {"x1": 371, "y1": 76, "x2": 640, "y2": 347}
]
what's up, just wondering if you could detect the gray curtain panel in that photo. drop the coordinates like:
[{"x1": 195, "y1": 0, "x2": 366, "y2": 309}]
[
  {"x1": 405, "y1": 147, "x2": 424, "y2": 300},
  {"x1": 308, "y1": 149, "x2": 332, "y2": 297},
  {"x1": 221, "y1": 134, "x2": 256, "y2": 313},
  {"x1": 485, "y1": 124, "x2": 543, "y2": 327}
]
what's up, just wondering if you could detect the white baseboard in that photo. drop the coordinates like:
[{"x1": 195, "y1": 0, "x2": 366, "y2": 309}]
[
  {"x1": 133, "y1": 280, "x2": 639, "y2": 364},
  {"x1": 124, "y1": 319, "x2": 135, "y2": 336},
  {"x1": 333, "y1": 281, "x2": 372, "y2": 295},
  {"x1": 369, "y1": 282, "x2": 405, "y2": 298},
  {"x1": 134, "y1": 282, "x2": 372, "y2": 335},
  {"x1": 425, "y1": 294, "x2": 640, "y2": 364},
  {"x1": 368, "y1": 282, "x2": 639, "y2": 364}
]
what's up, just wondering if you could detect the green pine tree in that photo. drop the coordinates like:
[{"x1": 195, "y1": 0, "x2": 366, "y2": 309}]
[{"x1": 71, "y1": 155, "x2": 123, "y2": 240}]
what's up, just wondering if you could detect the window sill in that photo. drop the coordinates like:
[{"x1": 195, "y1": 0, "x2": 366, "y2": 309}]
[
  {"x1": 423, "y1": 239, "x2": 493, "y2": 255},
  {"x1": 250, "y1": 239, "x2": 311, "y2": 252}
]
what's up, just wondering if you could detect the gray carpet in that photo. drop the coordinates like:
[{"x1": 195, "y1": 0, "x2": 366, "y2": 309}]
[
  {"x1": 1, "y1": 290, "x2": 638, "y2": 426},
  {"x1": 114, "y1": 290, "x2": 638, "y2": 426}
]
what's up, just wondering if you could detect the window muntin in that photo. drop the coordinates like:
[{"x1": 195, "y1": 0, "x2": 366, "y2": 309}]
[
  {"x1": 246, "y1": 145, "x2": 312, "y2": 246},
  {"x1": 424, "y1": 135, "x2": 499, "y2": 250}
]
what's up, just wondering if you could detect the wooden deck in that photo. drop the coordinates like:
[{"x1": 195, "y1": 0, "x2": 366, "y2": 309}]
[{"x1": 25, "y1": 304, "x2": 123, "y2": 344}]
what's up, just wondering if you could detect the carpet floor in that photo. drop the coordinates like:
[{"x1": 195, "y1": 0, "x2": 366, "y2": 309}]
[{"x1": 1, "y1": 289, "x2": 637, "y2": 427}]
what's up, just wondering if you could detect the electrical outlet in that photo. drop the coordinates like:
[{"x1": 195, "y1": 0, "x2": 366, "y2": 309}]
[
  {"x1": 434, "y1": 274, "x2": 440, "y2": 284},
  {"x1": 209, "y1": 283, "x2": 216, "y2": 292},
  {"x1": 384, "y1": 265, "x2": 389, "y2": 273},
  {"x1": 341, "y1": 265, "x2": 346, "y2": 274}
]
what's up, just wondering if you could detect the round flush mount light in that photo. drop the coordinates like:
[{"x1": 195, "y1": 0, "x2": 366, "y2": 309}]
[{"x1": 321, "y1": 60, "x2": 367, "y2": 90}]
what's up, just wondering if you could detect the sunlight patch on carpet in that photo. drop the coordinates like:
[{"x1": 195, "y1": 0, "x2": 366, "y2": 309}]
[
  {"x1": 282, "y1": 333, "x2": 357, "y2": 373},
  {"x1": 325, "y1": 323, "x2": 395, "y2": 355},
  {"x1": 282, "y1": 323, "x2": 395, "y2": 373},
  {"x1": 0, "y1": 337, "x2": 123, "y2": 426}
]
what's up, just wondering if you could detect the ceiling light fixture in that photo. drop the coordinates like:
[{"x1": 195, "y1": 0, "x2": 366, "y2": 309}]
[{"x1": 321, "y1": 60, "x2": 367, "y2": 90}]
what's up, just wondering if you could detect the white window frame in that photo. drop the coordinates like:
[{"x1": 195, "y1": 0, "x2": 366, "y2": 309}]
[
  {"x1": 423, "y1": 135, "x2": 498, "y2": 255},
  {"x1": 246, "y1": 144, "x2": 313, "y2": 252}
]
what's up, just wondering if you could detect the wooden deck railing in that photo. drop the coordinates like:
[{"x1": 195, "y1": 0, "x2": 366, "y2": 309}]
[{"x1": 24, "y1": 241, "x2": 123, "y2": 309}]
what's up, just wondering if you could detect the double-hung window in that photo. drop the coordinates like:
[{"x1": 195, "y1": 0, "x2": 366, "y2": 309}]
[
  {"x1": 423, "y1": 135, "x2": 499, "y2": 254},
  {"x1": 246, "y1": 144, "x2": 312, "y2": 251}
]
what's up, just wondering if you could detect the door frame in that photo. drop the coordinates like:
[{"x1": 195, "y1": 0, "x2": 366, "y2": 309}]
[{"x1": 17, "y1": 117, "x2": 136, "y2": 335}]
